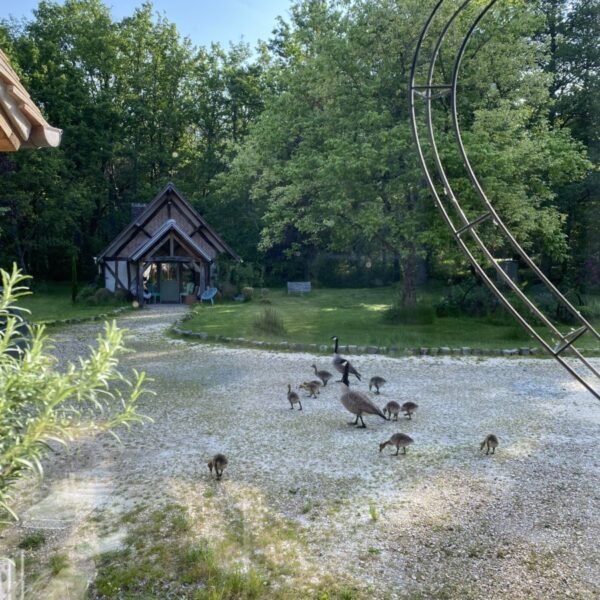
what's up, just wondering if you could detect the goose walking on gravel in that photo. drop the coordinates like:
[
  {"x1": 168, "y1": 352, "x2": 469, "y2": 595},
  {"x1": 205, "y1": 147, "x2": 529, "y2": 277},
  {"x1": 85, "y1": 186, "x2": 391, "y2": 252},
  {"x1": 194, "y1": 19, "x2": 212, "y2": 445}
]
[
  {"x1": 311, "y1": 364, "x2": 333, "y2": 387},
  {"x1": 369, "y1": 376, "x2": 386, "y2": 394},
  {"x1": 480, "y1": 434, "x2": 498, "y2": 455},
  {"x1": 287, "y1": 384, "x2": 302, "y2": 410},
  {"x1": 300, "y1": 380, "x2": 321, "y2": 398},
  {"x1": 208, "y1": 454, "x2": 228, "y2": 479},
  {"x1": 339, "y1": 361, "x2": 386, "y2": 428},
  {"x1": 379, "y1": 433, "x2": 414, "y2": 456},
  {"x1": 331, "y1": 336, "x2": 361, "y2": 381},
  {"x1": 383, "y1": 401, "x2": 401, "y2": 421},
  {"x1": 401, "y1": 401, "x2": 418, "y2": 420}
]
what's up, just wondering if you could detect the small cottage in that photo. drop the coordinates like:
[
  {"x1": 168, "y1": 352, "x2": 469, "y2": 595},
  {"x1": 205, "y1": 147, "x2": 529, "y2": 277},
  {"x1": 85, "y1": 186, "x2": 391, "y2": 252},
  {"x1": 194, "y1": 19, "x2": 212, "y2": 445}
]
[{"x1": 96, "y1": 183, "x2": 240, "y2": 303}]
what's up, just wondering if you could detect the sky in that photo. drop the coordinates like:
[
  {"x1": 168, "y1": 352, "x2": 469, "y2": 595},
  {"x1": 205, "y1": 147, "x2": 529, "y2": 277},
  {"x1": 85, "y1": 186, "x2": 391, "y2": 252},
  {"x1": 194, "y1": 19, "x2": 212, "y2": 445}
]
[{"x1": 2, "y1": 0, "x2": 294, "y2": 49}]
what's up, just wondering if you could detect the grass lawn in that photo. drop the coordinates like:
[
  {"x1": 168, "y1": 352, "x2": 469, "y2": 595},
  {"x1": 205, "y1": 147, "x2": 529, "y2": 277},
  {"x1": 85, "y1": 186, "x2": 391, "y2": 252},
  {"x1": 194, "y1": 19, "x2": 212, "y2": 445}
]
[
  {"x1": 17, "y1": 282, "x2": 129, "y2": 323},
  {"x1": 186, "y1": 286, "x2": 600, "y2": 352}
]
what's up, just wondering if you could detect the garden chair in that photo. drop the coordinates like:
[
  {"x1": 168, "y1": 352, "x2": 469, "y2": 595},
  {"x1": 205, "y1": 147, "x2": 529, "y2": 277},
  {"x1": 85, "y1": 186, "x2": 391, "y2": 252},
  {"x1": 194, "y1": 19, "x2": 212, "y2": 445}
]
[
  {"x1": 180, "y1": 282, "x2": 195, "y2": 303},
  {"x1": 147, "y1": 282, "x2": 160, "y2": 304},
  {"x1": 199, "y1": 286, "x2": 218, "y2": 305}
]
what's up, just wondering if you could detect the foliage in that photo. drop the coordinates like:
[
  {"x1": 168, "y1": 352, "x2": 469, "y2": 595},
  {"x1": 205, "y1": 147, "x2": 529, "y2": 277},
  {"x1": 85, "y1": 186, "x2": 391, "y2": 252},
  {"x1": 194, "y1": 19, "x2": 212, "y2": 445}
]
[
  {"x1": 17, "y1": 530, "x2": 46, "y2": 550},
  {"x1": 185, "y1": 285, "x2": 599, "y2": 351},
  {"x1": 0, "y1": 0, "x2": 597, "y2": 299},
  {"x1": 436, "y1": 283, "x2": 500, "y2": 318},
  {"x1": 216, "y1": 0, "x2": 591, "y2": 304},
  {"x1": 0, "y1": 266, "x2": 150, "y2": 519},
  {"x1": 253, "y1": 307, "x2": 286, "y2": 336}
]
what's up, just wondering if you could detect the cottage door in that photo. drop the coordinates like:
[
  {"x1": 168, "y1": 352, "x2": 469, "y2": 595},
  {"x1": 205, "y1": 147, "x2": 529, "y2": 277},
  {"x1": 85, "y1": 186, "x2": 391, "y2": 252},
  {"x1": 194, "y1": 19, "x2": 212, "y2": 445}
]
[{"x1": 160, "y1": 263, "x2": 180, "y2": 302}]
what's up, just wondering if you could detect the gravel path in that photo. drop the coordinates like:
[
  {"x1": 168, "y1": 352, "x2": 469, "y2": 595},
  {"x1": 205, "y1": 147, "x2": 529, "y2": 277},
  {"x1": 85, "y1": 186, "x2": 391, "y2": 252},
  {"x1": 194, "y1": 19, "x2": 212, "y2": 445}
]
[{"x1": 2, "y1": 306, "x2": 599, "y2": 599}]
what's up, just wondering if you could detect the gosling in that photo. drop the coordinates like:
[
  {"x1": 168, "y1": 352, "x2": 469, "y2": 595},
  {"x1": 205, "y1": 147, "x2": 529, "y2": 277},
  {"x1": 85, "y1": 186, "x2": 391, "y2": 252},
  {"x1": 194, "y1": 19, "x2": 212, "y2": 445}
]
[
  {"x1": 401, "y1": 401, "x2": 418, "y2": 420},
  {"x1": 383, "y1": 401, "x2": 401, "y2": 421},
  {"x1": 480, "y1": 434, "x2": 498, "y2": 455},
  {"x1": 287, "y1": 384, "x2": 302, "y2": 410},
  {"x1": 369, "y1": 376, "x2": 387, "y2": 394},
  {"x1": 311, "y1": 364, "x2": 333, "y2": 387},
  {"x1": 208, "y1": 453, "x2": 228, "y2": 479},
  {"x1": 379, "y1": 433, "x2": 414, "y2": 456},
  {"x1": 300, "y1": 380, "x2": 322, "y2": 398}
]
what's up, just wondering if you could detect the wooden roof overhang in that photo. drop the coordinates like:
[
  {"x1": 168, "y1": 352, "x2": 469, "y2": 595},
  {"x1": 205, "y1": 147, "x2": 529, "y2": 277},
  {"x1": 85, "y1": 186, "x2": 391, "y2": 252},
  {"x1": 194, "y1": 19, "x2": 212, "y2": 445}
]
[
  {"x1": 0, "y1": 49, "x2": 62, "y2": 151},
  {"x1": 130, "y1": 219, "x2": 213, "y2": 263},
  {"x1": 96, "y1": 183, "x2": 241, "y2": 262}
]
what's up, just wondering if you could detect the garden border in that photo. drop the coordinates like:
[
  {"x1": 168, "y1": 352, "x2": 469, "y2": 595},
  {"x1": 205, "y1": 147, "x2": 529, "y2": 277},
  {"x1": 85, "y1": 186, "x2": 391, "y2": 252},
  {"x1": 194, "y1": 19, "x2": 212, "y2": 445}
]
[
  {"x1": 170, "y1": 315, "x2": 547, "y2": 357},
  {"x1": 35, "y1": 306, "x2": 131, "y2": 327}
]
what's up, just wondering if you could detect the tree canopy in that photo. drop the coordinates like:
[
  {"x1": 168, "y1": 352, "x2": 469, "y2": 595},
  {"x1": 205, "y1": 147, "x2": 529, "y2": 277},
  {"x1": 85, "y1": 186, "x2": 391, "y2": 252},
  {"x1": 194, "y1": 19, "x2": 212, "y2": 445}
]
[{"x1": 0, "y1": 0, "x2": 597, "y2": 296}]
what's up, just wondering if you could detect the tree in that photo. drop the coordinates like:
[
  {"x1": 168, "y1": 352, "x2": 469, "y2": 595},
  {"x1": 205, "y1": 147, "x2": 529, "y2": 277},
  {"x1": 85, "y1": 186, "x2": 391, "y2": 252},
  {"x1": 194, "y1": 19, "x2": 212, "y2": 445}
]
[
  {"x1": 216, "y1": 0, "x2": 590, "y2": 302},
  {"x1": 0, "y1": 266, "x2": 150, "y2": 519}
]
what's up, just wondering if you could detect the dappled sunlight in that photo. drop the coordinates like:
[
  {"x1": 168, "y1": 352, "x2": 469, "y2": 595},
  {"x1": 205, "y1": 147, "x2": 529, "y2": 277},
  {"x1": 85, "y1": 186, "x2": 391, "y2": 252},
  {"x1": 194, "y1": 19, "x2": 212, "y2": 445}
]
[{"x1": 359, "y1": 303, "x2": 390, "y2": 312}]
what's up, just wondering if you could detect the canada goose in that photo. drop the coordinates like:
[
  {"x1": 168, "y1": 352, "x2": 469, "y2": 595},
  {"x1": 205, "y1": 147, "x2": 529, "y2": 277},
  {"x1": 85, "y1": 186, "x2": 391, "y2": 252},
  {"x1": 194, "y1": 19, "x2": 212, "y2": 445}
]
[
  {"x1": 311, "y1": 364, "x2": 333, "y2": 387},
  {"x1": 401, "y1": 401, "x2": 418, "y2": 420},
  {"x1": 208, "y1": 453, "x2": 228, "y2": 479},
  {"x1": 300, "y1": 380, "x2": 321, "y2": 398},
  {"x1": 383, "y1": 401, "x2": 401, "y2": 421},
  {"x1": 480, "y1": 434, "x2": 498, "y2": 455},
  {"x1": 369, "y1": 376, "x2": 387, "y2": 394},
  {"x1": 331, "y1": 336, "x2": 361, "y2": 381},
  {"x1": 340, "y1": 361, "x2": 386, "y2": 428},
  {"x1": 379, "y1": 433, "x2": 414, "y2": 456},
  {"x1": 288, "y1": 384, "x2": 302, "y2": 410}
]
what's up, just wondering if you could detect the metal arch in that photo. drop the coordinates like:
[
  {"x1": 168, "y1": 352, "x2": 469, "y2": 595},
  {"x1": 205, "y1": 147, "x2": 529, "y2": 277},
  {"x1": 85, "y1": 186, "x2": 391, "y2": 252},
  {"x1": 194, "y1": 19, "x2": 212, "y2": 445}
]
[{"x1": 409, "y1": 0, "x2": 600, "y2": 400}]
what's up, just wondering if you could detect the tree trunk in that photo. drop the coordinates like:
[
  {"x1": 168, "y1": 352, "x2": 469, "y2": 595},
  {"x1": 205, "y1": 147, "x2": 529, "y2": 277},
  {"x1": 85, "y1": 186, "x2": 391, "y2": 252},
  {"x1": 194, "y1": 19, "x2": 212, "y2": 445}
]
[{"x1": 401, "y1": 249, "x2": 417, "y2": 306}]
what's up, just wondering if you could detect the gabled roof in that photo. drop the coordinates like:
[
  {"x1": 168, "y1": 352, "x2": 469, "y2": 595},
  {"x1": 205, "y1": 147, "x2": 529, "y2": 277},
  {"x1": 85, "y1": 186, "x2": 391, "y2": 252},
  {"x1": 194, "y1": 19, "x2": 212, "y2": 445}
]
[
  {"x1": 130, "y1": 219, "x2": 212, "y2": 262},
  {"x1": 97, "y1": 182, "x2": 240, "y2": 262},
  {"x1": 0, "y1": 49, "x2": 62, "y2": 151}
]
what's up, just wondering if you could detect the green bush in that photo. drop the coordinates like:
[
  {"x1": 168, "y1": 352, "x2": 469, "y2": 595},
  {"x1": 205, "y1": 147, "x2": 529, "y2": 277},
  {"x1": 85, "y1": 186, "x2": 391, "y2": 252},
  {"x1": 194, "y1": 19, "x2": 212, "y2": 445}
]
[
  {"x1": 218, "y1": 282, "x2": 235, "y2": 299},
  {"x1": 0, "y1": 266, "x2": 150, "y2": 520},
  {"x1": 436, "y1": 283, "x2": 499, "y2": 317},
  {"x1": 76, "y1": 284, "x2": 97, "y2": 303},
  {"x1": 114, "y1": 288, "x2": 131, "y2": 303},
  {"x1": 253, "y1": 307, "x2": 286, "y2": 335},
  {"x1": 94, "y1": 287, "x2": 114, "y2": 305},
  {"x1": 383, "y1": 303, "x2": 436, "y2": 325}
]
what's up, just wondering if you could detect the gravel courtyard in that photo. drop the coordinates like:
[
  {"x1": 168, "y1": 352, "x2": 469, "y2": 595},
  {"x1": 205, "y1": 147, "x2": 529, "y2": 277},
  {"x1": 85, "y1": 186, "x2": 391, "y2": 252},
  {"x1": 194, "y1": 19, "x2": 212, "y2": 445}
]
[{"x1": 3, "y1": 306, "x2": 599, "y2": 599}]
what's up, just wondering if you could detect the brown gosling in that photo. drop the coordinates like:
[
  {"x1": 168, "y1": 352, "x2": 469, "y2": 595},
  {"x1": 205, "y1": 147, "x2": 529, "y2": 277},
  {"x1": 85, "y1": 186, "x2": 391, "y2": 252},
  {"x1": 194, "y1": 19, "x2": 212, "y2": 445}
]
[
  {"x1": 300, "y1": 380, "x2": 322, "y2": 398},
  {"x1": 208, "y1": 453, "x2": 228, "y2": 479},
  {"x1": 287, "y1": 384, "x2": 302, "y2": 410},
  {"x1": 369, "y1": 376, "x2": 387, "y2": 394},
  {"x1": 311, "y1": 364, "x2": 333, "y2": 387},
  {"x1": 383, "y1": 401, "x2": 401, "y2": 421},
  {"x1": 340, "y1": 361, "x2": 386, "y2": 428},
  {"x1": 379, "y1": 433, "x2": 414, "y2": 456},
  {"x1": 401, "y1": 401, "x2": 418, "y2": 420},
  {"x1": 480, "y1": 434, "x2": 498, "y2": 455}
]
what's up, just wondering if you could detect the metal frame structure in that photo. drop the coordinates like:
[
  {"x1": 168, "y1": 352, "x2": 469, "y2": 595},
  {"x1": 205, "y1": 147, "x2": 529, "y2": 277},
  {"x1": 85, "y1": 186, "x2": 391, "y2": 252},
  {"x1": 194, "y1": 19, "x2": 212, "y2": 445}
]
[{"x1": 409, "y1": 0, "x2": 600, "y2": 400}]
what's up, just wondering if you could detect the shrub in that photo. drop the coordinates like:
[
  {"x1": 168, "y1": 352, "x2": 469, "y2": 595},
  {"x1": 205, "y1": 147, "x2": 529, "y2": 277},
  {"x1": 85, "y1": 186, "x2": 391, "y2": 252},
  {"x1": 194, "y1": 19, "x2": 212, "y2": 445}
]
[
  {"x1": 94, "y1": 287, "x2": 114, "y2": 305},
  {"x1": 259, "y1": 288, "x2": 271, "y2": 304},
  {"x1": 436, "y1": 283, "x2": 499, "y2": 317},
  {"x1": 114, "y1": 288, "x2": 131, "y2": 303},
  {"x1": 383, "y1": 304, "x2": 435, "y2": 325},
  {"x1": 0, "y1": 266, "x2": 150, "y2": 519},
  {"x1": 253, "y1": 307, "x2": 286, "y2": 335},
  {"x1": 76, "y1": 285, "x2": 97, "y2": 303},
  {"x1": 220, "y1": 281, "x2": 237, "y2": 299},
  {"x1": 241, "y1": 286, "x2": 254, "y2": 301}
]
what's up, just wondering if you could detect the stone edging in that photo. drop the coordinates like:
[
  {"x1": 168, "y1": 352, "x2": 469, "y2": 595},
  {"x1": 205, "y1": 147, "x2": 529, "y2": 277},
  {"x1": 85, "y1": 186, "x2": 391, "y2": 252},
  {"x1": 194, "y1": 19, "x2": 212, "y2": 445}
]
[
  {"x1": 37, "y1": 306, "x2": 130, "y2": 327},
  {"x1": 171, "y1": 315, "x2": 545, "y2": 357}
]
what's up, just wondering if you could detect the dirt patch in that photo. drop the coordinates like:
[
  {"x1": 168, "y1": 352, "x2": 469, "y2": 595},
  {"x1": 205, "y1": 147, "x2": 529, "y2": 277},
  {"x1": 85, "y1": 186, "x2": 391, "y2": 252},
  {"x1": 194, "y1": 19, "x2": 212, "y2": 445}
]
[{"x1": 1, "y1": 306, "x2": 599, "y2": 598}]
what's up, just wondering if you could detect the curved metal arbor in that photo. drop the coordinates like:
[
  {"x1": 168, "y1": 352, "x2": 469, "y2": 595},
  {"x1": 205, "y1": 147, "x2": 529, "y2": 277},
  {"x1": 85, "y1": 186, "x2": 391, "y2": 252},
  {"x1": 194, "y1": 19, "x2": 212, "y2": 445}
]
[{"x1": 409, "y1": 0, "x2": 600, "y2": 400}]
